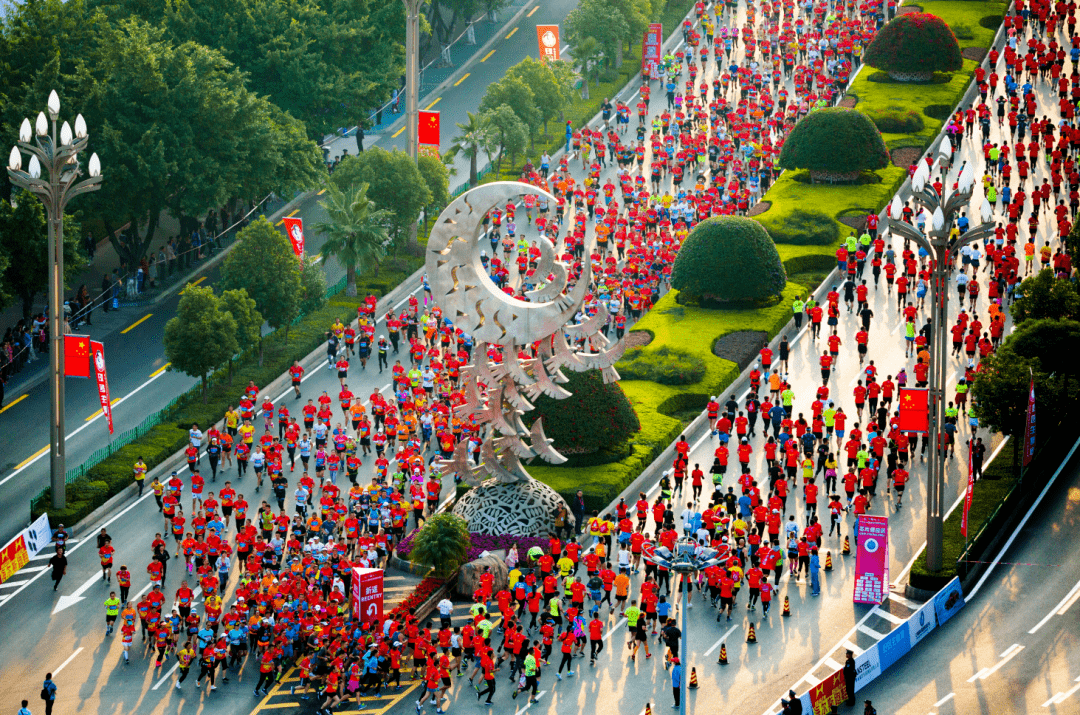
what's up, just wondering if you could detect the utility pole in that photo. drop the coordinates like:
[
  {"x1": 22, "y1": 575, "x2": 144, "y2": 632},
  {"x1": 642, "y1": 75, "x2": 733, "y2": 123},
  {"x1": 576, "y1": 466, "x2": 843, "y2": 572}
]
[{"x1": 402, "y1": 0, "x2": 423, "y2": 250}]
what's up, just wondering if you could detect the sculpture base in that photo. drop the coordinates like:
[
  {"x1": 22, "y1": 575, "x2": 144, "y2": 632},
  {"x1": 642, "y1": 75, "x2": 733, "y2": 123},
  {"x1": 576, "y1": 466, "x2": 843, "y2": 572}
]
[{"x1": 453, "y1": 477, "x2": 574, "y2": 537}]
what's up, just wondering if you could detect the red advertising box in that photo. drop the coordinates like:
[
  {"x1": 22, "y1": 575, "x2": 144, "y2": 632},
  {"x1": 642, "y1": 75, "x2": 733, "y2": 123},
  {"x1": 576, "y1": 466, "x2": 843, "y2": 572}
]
[{"x1": 352, "y1": 568, "x2": 384, "y2": 625}]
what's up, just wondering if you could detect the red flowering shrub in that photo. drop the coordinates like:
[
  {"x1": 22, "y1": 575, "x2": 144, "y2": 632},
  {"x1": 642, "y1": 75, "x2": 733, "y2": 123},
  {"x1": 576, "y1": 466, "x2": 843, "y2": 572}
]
[
  {"x1": 389, "y1": 576, "x2": 446, "y2": 618},
  {"x1": 778, "y1": 108, "x2": 890, "y2": 175},
  {"x1": 864, "y1": 13, "x2": 963, "y2": 75}
]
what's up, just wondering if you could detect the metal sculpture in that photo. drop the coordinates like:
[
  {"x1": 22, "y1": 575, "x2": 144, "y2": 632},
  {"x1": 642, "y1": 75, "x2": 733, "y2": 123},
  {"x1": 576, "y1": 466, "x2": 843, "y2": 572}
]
[{"x1": 426, "y1": 181, "x2": 626, "y2": 486}]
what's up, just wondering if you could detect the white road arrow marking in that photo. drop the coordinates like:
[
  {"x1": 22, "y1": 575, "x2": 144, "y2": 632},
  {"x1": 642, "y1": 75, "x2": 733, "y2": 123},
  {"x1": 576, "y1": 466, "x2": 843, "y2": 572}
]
[{"x1": 52, "y1": 573, "x2": 104, "y2": 614}]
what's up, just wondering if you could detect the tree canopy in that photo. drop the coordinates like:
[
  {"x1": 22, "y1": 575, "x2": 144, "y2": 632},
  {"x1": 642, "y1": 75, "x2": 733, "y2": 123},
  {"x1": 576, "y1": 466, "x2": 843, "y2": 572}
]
[
  {"x1": 0, "y1": 191, "x2": 84, "y2": 318},
  {"x1": 334, "y1": 148, "x2": 431, "y2": 251},
  {"x1": 778, "y1": 108, "x2": 890, "y2": 176},
  {"x1": 1010, "y1": 268, "x2": 1080, "y2": 324},
  {"x1": 671, "y1": 217, "x2": 787, "y2": 302},
  {"x1": 565, "y1": 0, "x2": 631, "y2": 69},
  {"x1": 313, "y1": 182, "x2": 391, "y2": 296},
  {"x1": 163, "y1": 285, "x2": 238, "y2": 399},
  {"x1": 221, "y1": 217, "x2": 302, "y2": 335},
  {"x1": 864, "y1": 13, "x2": 963, "y2": 76}
]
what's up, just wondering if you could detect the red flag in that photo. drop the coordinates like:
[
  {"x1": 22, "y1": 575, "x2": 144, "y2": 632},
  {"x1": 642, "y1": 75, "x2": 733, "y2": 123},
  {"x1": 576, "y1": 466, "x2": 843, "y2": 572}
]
[
  {"x1": 642, "y1": 23, "x2": 663, "y2": 76},
  {"x1": 961, "y1": 441, "x2": 974, "y2": 537},
  {"x1": 896, "y1": 388, "x2": 929, "y2": 433},
  {"x1": 282, "y1": 217, "x2": 305, "y2": 259},
  {"x1": 90, "y1": 341, "x2": 114, "y2": 435},
  {"x1": 63, "y1": 334, "x2": 91, "y2": 378},
  {"x1": 1023, "y1": 378, "x2": 1036, "y2": 466},
  {"x1": 536, "y1": 25, "x2": 561, "y2": 61},
  {"x1": 418, "y1": 110, "x2": 440, "y2": 146}
]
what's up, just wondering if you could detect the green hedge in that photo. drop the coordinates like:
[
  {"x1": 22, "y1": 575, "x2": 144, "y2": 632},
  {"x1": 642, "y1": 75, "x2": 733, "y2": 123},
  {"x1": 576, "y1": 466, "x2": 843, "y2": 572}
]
[
  {"x1": 778, "y1": 108, "x2": 890, "y2": 175},
  {"x1": 524, "y1": 370, "x2": 640, "y2": 454},
  {"x1": 767, "y1": 209, "x2": 842, "y2": 246},
  {"x1": 619, "y1": 345, "x2": 707, "y2": 385},
  {"x1": 671, "y1": 217, "x2": 787, "y2": 301},
  {"x1": 33, "y1": 256, "x2": 425, "y2": 527},
  {"x1": 864, "y1": 13, "x2": 963, "y2": 75}
]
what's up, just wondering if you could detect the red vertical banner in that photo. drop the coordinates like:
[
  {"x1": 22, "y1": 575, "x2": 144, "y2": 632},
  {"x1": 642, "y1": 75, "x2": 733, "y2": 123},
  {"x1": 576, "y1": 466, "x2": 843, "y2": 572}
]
[
  {"x1": 642, "y1": 23, "x2": 663, "y2": 78},
  {"x1": 808, "y1": 669, "x2": 850, "y2": 714},
  {"x1": 896, "y1": 388, "x2": 929, "y2": 433},
  {"x1": 536, "y1": 25, "x2": 560, "y2": 61},
  {"x1": 961, "y1": 442, "x2": 974, "y2": 537},
  {"x1": 63, "y1": 334, "x2": 91, "y2": 378},
  {"x1": 90, "y1": 340, "x2": 114, "y2": 435},
  {"x1": 282, "y1": 216, "x2": 305, "y2": 259},
  {"x1": 1023, "y1": 378, "x2": 1036, "y2": 466},
  {"x1": 418, "y1": 110, "x2": 441, "y2": 145}
]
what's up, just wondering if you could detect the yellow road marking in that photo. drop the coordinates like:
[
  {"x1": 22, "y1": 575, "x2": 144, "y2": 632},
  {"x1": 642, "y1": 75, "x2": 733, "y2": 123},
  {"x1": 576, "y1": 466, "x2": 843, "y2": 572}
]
[
  {"x1": 120, "y1": 313, "x2": 153, "y2": 334},
  {"x1": 248, "y1": 667, "x2": 424, "y2": 715},
  {"x1": 16, "y1": 445, "x2": 49, "y2": 469},
  {"x1": 506, "y1": 26, "x2": 519, "y2": 38},
  {"x1": 0, "y1": 394, "x2": 28, "y2": 413},
  {"x1": 481, "y1": 50, "x2": 496, "y2": 62},
  {"x1": 86, "y1": 398, "x2": 121, "y2": 421},
  {"x1": 454, "y1": 73, "x2": 470, "y2": 87},
  {"x1": 527, "y1": 5, "x2": 539, "y2": 16},
  {"x1": 424, "y1": 97, "x2": 441, "y2": 110},
  {"x1": 317, "y1": 189, "x2": 326, "y2": 195},
  {"x1": 392, "y1": 126, "x2": 406, "y2": 139},
  {"x1": 287, "y1": 209, "x2": 299, "y2": 217},
  {"x1": 150, "y1": 362, "x2": 171, "y2": 378},
  {"x1": 179, "y1": 276, "x2": 207, "y2": 295}
]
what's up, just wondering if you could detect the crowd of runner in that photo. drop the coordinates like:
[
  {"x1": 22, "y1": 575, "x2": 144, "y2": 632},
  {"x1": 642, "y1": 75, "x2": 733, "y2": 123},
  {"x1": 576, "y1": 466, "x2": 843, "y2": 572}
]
[{"x1": 69, "y1": 0, "x2": 1080, "y2": 711}]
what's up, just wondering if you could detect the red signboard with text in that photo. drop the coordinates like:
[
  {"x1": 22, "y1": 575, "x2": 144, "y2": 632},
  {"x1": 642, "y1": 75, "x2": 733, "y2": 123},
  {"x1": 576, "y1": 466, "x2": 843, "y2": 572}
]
[
  {"x1": 536, "y1": 25, "x2": 560, "y2": 61},
  {"x1": 642, "y1": 23, "x2": 663, "y2": 77},
  {"x1": 352, "y1": 568, "x2": 384, "y2": 625},
  {"x1": 853, "y1": 515, "x2": 889, "y2": 604},
  {"x1": 808, "y1": 668, "x2": 850, "y2": 715}
]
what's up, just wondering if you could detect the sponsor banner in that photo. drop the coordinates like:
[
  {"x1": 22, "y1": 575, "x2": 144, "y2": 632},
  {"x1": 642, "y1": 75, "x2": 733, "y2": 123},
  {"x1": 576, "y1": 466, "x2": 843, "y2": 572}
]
[
  {"x1": 808, "y1": 669, "x2": 849, "y2": 714},
  {"x1": 536, "y1": 25, "x2": 560, "y2": 61},
  {"x1": 853, "y1": 643, "x2": 881, "y2": 692},
  {"x1": 853, "y1": 515, "x2": 889, "y2": 604},
  {"x1": 908, "y1": 599, "x2": 937, "y2": 648},
  {"x1": 876, "y1": 622, "x2": 911, "y2": 672},
  {"x1": 642, "y1": 23, "x2": 662, "y2": 76},
  {"x1": 1023, "y1": 378, "x2": 1036, "y2": 466},
  {"x1": 0, "y1": 535, "x2": 29, "y2": 585},
  {"x1": 353, "y1": 568, "x2": 384, "y2": 625},
  {"x1": 934, "y1": 576, "x2": 966, "y2": 626},
  {"x1": 23, "y1": 513, "x2": 52, "y2": 558}
]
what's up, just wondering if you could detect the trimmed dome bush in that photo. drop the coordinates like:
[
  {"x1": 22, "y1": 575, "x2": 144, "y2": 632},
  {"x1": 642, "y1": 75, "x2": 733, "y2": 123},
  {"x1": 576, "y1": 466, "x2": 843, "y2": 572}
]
[
  {"x1": 670, "y1": 216, "x2": 786, "y2": 302},
  {"x1": 778, "y1": 108, "x2": 890, "y2": 182},
  {"x1": 864, "y1": 13, "x2": 963, "y2": 81},
  {"x1": 525, "y1": 370, "x2": 640, "y2": 454}
]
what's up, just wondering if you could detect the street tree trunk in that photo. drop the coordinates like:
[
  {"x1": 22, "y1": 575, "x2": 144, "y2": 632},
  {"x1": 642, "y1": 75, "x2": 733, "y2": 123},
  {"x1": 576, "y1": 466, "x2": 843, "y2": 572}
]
[
  {"x1": 346, "y1": 264, "x2": 358, "y2": 297},
  {"x1": 469, "y1": 149, "x2": 478, "y2": 186}
]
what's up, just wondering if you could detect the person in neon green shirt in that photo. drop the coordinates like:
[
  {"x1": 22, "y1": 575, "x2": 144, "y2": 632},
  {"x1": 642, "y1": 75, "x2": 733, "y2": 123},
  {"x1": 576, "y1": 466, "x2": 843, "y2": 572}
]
[
  {"x1": 557, "y1": 553, "x2": 574, "y2": 578},
  {"x1": 104, "y1": 592, "x2": 121, "y2": 635}
]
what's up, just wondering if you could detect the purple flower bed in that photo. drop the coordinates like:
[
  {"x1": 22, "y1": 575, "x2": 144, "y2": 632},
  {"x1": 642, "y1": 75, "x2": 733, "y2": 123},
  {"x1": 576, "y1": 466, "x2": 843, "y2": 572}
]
[{"x1": 396, "y1": 531, "x2": 551, "y2": 562}]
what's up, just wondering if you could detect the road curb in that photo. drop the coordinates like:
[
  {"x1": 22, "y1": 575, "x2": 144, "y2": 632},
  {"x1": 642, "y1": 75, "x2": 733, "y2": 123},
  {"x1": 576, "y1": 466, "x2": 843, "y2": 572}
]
[{"x1": 379, "y1": 0, "x2": 539, "y2": 139}]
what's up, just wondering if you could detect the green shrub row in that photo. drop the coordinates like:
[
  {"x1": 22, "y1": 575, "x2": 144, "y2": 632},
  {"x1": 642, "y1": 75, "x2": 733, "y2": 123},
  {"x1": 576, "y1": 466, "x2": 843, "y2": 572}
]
[
  {"x1": 618, "y1": 345, "x2": 707, "y2": 385},
  {"x1": 33, "y1": 258, "x2": 424, "y2": 528}
]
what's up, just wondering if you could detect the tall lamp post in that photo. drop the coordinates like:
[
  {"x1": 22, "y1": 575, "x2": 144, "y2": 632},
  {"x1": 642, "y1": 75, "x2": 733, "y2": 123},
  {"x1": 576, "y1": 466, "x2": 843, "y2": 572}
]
[
  {"x1": 885, "y1": 141, "x2": 993, "y2": 571},
  {"x1": 7, "y1": 90, "x2": 103, "y2": 509},
  {"x1": 402, "y1": 0, "x2": 422, "y2": 163},
  {"x1": 647, "y1": 536, "x2": 722, "y2": 715}
]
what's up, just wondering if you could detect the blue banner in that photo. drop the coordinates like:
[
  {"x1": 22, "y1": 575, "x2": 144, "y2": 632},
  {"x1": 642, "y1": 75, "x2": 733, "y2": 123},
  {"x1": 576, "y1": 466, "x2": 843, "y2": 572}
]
[
  {"x1": 934, "y1": 576, "x2": 966, "y2": 626},
  {"x1": 877, "y1": 622, "x2": 911, "y2": 672}
]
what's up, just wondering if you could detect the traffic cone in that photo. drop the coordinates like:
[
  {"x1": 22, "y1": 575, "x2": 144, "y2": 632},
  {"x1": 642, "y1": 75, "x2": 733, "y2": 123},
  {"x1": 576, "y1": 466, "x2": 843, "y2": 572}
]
[
  {"x1": 842, "y1": 536, "x2": 851, "y2": 555},
  {"x1": 782, "y1": 596, "x2": 791, "y2": 617},
  {"x1": 825, "y1": 551, "x2": 833, "y2": 571},
  {"x1": 689, "y1": 667, "x2": 699, "y2": 688},
  {"x1": 645, "y1": 704, "x2": 652, "y2": 715},
  {"x1": 746, "y1": 623, "x2": 757, "y2": 643},
  {"x1": 718, "y1": 643, "x2": 728, "y2": 665}
]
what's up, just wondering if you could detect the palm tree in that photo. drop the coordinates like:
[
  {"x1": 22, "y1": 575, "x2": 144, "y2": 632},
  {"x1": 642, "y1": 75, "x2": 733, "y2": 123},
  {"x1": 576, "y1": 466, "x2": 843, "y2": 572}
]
[
  {"x1": 313, "y1": 182, "x2": 391, "y2": 296},
  {"x1": 445, "y1": 111, "x2": 493, "y2": 187},
  {"x1": 569, "y1": 38, "x2": 604, "y2": 100}
]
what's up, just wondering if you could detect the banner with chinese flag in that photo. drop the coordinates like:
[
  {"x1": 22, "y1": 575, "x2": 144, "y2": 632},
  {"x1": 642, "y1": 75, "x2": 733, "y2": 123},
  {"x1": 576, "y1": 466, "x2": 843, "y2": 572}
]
[
  {"x1": 897, "y1": 388, "x2": 929, "y2": 433},
  {"x1": 91, "y1": 340, "x2": 114, "y2": 435},
  {"x1": 961, "y1": 441, "x2": 975, "y2": 537},
  {"x1": 418, "y1": 110, "x2": 441, "y2": 146},
  {"x1": 536, "y1": 25, "x2": 560, "y2": 61},
  {"x1": 63, "y1": 334, "x2": 91, "y2": 378},
  {"x1": 282, "y1": 216, "x2": 305, "y2": 259},
  {"x1": 1023, "y1": 378, "x2": 1036, "y2": 466}
]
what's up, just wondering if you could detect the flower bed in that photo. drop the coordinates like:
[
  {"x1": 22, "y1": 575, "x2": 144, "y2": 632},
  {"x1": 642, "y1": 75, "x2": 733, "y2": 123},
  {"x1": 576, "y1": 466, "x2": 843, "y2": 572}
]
[
  {"x1": 396, "y1": 531, "x2": 550, "y2": 563},
  {"x1": 389, "y1": 575, "x2": 446, "y2": 618}
]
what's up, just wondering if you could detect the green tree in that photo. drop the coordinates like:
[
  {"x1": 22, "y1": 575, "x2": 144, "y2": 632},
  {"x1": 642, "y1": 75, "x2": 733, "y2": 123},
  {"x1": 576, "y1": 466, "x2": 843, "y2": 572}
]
[
  {"x1": 480, "y1": 105, "x2": 528, "y2": 176},
  {"x1": 524, "y1": 369, "x2": 640, "y2": 454},
  {"x1": 417, "y1": 152, "x2": 450, "y2": 231},
  {"x1": 671, "y1": 217, "x2": 787, "y2": 302},
  {"x1": 1011, "y1": 268, "x2": 1080, "y2": 324},
  {"x1": 1008, "y1": 318, "x2": 1080, "y2": 397},
  {"x1": 163, "y1": 285, "x2": 238, "y2": 400},
  {"x1": 567, "y1": 37, "x2": 604, "y2": 99},
  {"x1": 409, "y1": 513, "x2": 471, "y2": 577},
  {"x1": 299, "y1": 255, "x2": 328, "y2": 315},
  {"x1": 336, "y1": 148, "x2": 430, "y2": 253},
  {"x1": 219, "y1": 288, "x2": 263, "y2": 373},
  {"x1": 221, "y1": 217, "x2": 302, "y2": 338},
  {"x1": 505, "y1": 57, "x2": 574, "y2": 135},
  {"x1": 444, "y1": 112, "x2": 493, "y2": 187},
  {"x1": 96, "y1": 0, "x2": 405, "y2": 139},
  {"x1": 0, "y1": 191, "x2": 84, "y2": 318},
  {"x1": 565, "y1": 0, "x2": 630, "y2": 70},
  {"x1": 69, "y1": 18, "x2": 323, "y2": 269},
  {"x1": 313, "y1": 182, "x2": 391, "y2": 295},
  {"x1": 479, "y1": 75, "x2": 542, "y2": 146}
]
